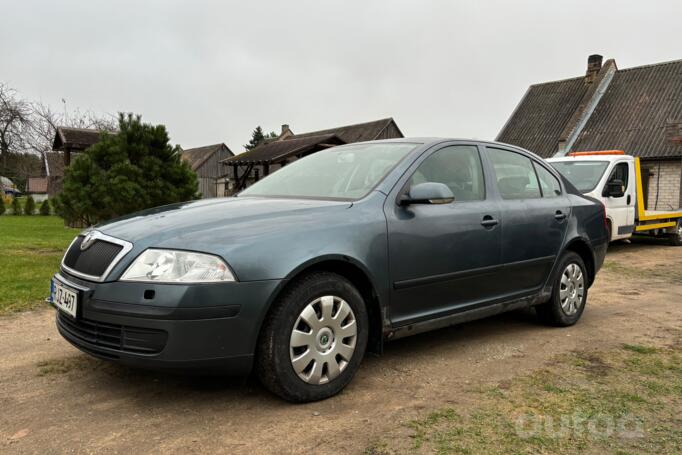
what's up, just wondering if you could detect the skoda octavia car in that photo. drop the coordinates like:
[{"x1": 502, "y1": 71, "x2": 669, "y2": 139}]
[{"x1": 49, "y1": 138, "x2": 608, "y2": 402}]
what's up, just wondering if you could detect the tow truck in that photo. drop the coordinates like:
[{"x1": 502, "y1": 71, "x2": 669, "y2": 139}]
[{"x1": 547, "y1": 150, "x2": 682, "y2": 246}]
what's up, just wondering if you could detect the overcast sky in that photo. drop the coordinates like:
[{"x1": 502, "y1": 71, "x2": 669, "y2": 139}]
[{"x1": 1, "y1": 0, "x2": 680, "y2": 153}]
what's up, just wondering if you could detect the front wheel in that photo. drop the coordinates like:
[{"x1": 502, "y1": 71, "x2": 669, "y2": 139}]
[
  {"x1": 256, "y1": 272, "x2": 368, "y2": 402},
  {"x1": 536, "y1": 251, "x2": 588, "y2": 327}
]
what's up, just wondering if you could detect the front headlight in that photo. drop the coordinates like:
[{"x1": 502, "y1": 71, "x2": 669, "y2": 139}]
[{"x1": 120, "y1": 249, "x2": 236, "y2": 283}]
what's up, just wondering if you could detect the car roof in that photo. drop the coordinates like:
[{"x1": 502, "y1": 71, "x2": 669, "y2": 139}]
[{"x1": 355, "y1": 137, "x2": 539, "y2": 153}]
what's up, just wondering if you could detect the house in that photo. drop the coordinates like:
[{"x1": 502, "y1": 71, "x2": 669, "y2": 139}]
[
  {"x1": 180, "y1": 143, "x2": 234, "y2": 198},
  {"x1": 25, "y1": 177, "x2": 48, "y2": 202},
  {"x1": 220, "y1": 117, "x2": 404, "y2": 194},
  {"x1": 53, "y1": 126, "x2": 103, "y2": 166},
  {"x1": 44, "y1": 126, "x2": 105, "y2": 197},
  {"x1": 497, "y1": 54, "x2": 682, "y2": 210}
]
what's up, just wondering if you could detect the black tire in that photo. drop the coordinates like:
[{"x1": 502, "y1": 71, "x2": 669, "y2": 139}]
[
  {"x1": 669, "y1": 221, "x2": 682, "y2": 246},
  {"x1": 536, "y1": 251, "x2": 588, "y2": 327},
  {"x1": 256, "y1": 272, "x2": 369, "y2": 402}
]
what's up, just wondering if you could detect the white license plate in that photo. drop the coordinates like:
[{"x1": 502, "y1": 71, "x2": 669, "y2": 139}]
[{"x1": 51, "y1": 279, "x2": 78, "y2": 318}]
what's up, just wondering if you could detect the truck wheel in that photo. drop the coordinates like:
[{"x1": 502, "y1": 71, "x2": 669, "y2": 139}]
[
  {"x1": 536, "y1": 251, "x2": 588, "y2": 327},
  {"x1": 670, "y1": 221, "x2": 682, "y2": 246},
  {"x1": 256, "y1": 272, "x2": 368, "y2": 403}
]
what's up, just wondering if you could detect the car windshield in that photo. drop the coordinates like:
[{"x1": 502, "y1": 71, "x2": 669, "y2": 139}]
[
  {"x1": 239, "y1": 143, "x2": 417, "y2": 200},
  {"x1": 549, "y1": 160, "x2": 609, "y2": 193}
]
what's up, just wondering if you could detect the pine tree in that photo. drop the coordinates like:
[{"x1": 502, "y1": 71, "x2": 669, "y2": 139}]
[
  {"x1": 39, "y1": 199, "x2": 50, "y2": 215},
  {"x1": 24, "y1": 196, "x2": 35, "y2": 215},
  {"x1": 56, "y1": 113, "x2": 199, "y2": 225},
  {"x1": 11, "y1": 197, "x2": 20, "y2": 215},
  {"x1": 244, "y1": 126, "x2": 266, "y2": 151}
]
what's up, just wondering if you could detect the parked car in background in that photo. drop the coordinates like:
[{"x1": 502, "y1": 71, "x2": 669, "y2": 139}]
[
  {"x1": 547, "y1": 151, "x2": 682, "y2": 246},
  {"x1": 49, "y1": 138, "x2": 608, "y2": 402}
]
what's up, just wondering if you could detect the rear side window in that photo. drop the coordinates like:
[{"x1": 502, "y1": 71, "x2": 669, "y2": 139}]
[
  {"x1": 533, "y1": 162, "x2": 562, "y2": 198},
  {"x1": 409, "y1": 145, "x2": 485, "y2": 201},
  {"x1": 487, "y1": 148, "x2": 541, "y2": 199}
]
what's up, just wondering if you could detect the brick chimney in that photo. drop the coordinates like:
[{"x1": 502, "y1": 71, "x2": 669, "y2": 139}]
[
  {"x1": 585, "y1": 54, "x2": 603, "y2": 84},
  {"x1": 279, "y1": 123, "x2": 293, "y2": 140}
]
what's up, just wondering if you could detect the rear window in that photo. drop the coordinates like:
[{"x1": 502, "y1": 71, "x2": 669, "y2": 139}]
[{"x1": 549, "y1": 161, "x2": 609, "y2": 193}]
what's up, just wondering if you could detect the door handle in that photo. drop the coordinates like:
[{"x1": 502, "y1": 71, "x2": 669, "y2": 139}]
[
  {"x1": 627, "y1": 195, "x2": 631, "y2": 205},
  {"x1": 481, "y1": 215, "x2": 499, "y2": 228},
  {"x1": 554, "y1": 210, "x2": 567, "y2": 221}
]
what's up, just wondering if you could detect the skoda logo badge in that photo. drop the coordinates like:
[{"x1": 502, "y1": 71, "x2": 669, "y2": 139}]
[{"x1": 80, "y1": 232, "x2": 97, "y2": 251}]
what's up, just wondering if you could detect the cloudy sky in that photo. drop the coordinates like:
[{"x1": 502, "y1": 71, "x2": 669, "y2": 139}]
[{"x1": 1, "y1": 0, "x2": 680, "y2": 153}]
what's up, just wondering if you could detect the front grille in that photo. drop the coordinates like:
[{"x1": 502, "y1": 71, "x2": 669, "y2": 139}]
[
  {"x1": 57, "y1": 312, "x2": 167, "y2": 354},
  {"x1": 63, "y1": 236, "x2": 124, "y2": 278}
]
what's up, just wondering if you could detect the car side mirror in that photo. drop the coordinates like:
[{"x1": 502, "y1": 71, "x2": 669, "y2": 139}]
[
  {"x1": 603, "y1": 179, "x2": 625, "y2": 198},
  {"x1": 400, "y1": 182, "x2": 454, "y2": 205}
]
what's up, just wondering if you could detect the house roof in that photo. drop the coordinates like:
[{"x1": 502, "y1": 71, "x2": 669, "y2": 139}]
[
  {"x1": 497, "y1": 77, "x2": 590, "y2": 158},
  {"x1": 572, "y1": 60, "x2": 682, "y2": 159},
  {"x1": 27, "y1": 177, "x2": 48, "y2": 194},
  {"x1": 224, "y1": 118, "x2": 401, "y2": 165},
  {"x1": 181, "y1": 143, "x2": 233, "y2": 171},
  {"x1": 497, "y1": 57, "x2": 682, "y2": 159},
  {"x1": 224, "y1": 134, "x2": 345, "y2": 165},
  {"x1": 52, "y1": 127, "x2": 104, "y2": 151},
  {"x1": 290, "y1": 118, "x2": 400, "y2": 143}
]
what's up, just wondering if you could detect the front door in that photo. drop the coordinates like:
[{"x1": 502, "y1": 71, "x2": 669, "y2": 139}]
[
  {"x1": 384, "y1": 144, "x2": 502, "y2": 326},
  {"x1": 485, "y1": 147, "x2": 569, "y2": 293},
  {"x1": 605, "y1": 161, "x2": 634, "y2": 238}
]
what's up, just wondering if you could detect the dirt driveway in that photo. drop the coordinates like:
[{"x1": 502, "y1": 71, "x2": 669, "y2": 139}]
[{"x1": 2, "y1": 241, "x2": 681, "y2": 454}]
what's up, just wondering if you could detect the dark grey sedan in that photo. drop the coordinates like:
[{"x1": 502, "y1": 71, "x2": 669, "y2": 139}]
[{"x1": 49, "y1": 138, "x2": 608, "y2": 402}]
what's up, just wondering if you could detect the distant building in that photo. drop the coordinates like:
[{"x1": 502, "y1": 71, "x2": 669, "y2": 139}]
[
  {"x1": 26, "y1": 177, "x2": 48, "y2": 202},
  {"x1": 47, "y1": 127, "x2": 105, "y2": 197},
  {"x1": 220, "y1": 117, "x2": 404, "y2": 195},
  {"x1": 497, "y1": 54, "x2": 682, "y2": 210},
  {"x1": 1, "y1": 176, "x2": 21, "y2": 197},
  {"x1": 180, "y1": 143, "x2": 234, "y2": 198}
]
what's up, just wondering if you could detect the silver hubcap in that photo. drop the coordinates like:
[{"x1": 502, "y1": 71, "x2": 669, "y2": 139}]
[
  {"x1": 289, "y1": 295, "x2": 357, "y2": 385},
  {"x1": 560, "y1": 263, "x2": 585, "y2": 316}
]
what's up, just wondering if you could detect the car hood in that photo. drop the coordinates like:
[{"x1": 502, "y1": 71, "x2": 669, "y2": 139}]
[{"x1": 96, "y1": 196, "x2": 352, "y2": 247}]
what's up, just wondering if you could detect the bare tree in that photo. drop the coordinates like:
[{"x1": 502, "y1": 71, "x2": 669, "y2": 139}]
[
  {"x1": 0, "y1": 83, "x2": 32, "y2": 170},
  {"x1": 28, "y1": 102, "x2": 117, "y2": 155}
]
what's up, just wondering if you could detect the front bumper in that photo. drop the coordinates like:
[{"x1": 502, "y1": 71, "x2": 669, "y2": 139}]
[{"x1": 51, "y1": 270, "x2": 283, "y2": 374}]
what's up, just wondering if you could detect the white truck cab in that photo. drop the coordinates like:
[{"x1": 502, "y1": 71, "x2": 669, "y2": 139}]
[{"x1": 547, "y1": 151, "x2": 682, "y2": 246}]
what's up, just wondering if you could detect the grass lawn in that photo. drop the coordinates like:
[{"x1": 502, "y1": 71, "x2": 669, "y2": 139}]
[
  {"x1": 367, "y1": 339, "x2": 682, "y2": 455},
  {"x1": 0, "y1": 216, "x2": 79, "y2": 314}
]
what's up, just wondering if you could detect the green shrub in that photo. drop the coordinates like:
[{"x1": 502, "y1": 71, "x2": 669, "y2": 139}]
[
  {"x1": 0, "y1": 199, "x2": 5, "y2": 215},
  {"x1": 39, "y1": 199, "x2": 51, "y2": 216},
  {"x1": 11, "y1": 197, "x2": 21, "y2": 215},
  {"x1": 24, "y1": 196, "x2": 36, "y2": 215}
]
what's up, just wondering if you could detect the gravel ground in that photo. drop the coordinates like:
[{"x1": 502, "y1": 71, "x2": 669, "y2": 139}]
[{"x1": 1, "y1": 240, "x2": 681, "y2": 454}]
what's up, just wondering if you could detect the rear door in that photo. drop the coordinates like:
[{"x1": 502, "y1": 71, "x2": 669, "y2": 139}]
[
  {"x1": 485, "y1": 147, "x2": 569, "y2": 294},
  {"x1": 384, "y1": 143, "x2": 503, "y2": 326}
]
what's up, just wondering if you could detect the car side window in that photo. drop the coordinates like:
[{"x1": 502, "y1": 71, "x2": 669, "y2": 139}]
[
  {"x1": 533, "y1": 162, "x2": 562, "y2": 198},
  {"x1": 409, "y1": 145, "x2": 485, "y2": 202},
  {"x1": 607, "y1": 163, "x2": 629, "y2": 196},
  {"x1": 487, "y1": 148, "x2": 541, "y2": 199}
]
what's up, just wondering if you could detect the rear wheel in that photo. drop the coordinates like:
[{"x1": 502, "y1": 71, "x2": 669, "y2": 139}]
[
  {"x1": 536, "y1": 251, "x2": 588, "y2": 327},
  {"x1": 669, "y1": 221, "x2": 682, "y2": 246},
  {"x1": 256, "y1": 272, "x2": 368, "y2": 402}
]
